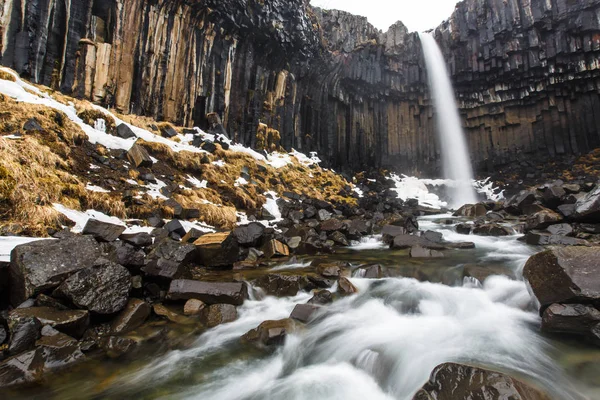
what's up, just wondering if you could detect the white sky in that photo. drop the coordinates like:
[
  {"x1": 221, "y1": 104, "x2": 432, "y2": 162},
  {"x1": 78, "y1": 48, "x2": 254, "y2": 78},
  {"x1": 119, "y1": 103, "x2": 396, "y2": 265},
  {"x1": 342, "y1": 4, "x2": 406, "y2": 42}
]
[{"x1": 310, "y1": 0, "x2": 461, "y2": 33}]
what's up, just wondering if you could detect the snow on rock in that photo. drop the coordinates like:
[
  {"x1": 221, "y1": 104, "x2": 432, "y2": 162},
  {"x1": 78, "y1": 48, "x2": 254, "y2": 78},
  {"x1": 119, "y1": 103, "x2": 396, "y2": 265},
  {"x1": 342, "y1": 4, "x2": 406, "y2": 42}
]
[
  {"x1": 263, "y1": 191, "x2": 282, "y2": 221},
  {"x1": 142, "y1": 179, "x2": 168, "y2": 200},
  {"x1": 53, "y1": 203, "x2": 126, "y2": 233},
  {"x1": 353, "y1": 186, "x2": 364, "y2": 198},
  {"x1": 0, "y1": 236, "x2": 55, "y2": 262},
  {"x1": 265, "y1": 152, "x2": 292, "y2": 169},
  {"x1": 212, "y1": 160, "x2": 226, "y2": 167},
  {"x1": 186, "y1": 175, "x2": 208, "y2": 189},
  {"x1": 290, "y1": 149, "x2": 321, "y2": 166},
  {"x1": 86, "y1": 183, "x2": 111, "y2": 193},
  {"x1": 179, "y1": 220, "x2": 216, "y2": 234},
  {"x1": 235, "y1": 177, "x2": 249, "y2": 187}
]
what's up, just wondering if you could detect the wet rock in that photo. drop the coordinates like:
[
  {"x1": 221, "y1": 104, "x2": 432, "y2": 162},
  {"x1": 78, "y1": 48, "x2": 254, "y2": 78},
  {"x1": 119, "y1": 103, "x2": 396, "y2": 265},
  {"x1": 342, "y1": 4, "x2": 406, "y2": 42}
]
[
  {"x1": 152, "y1": 304, "x2": 195, "y2": 325},
  {"x1": 166, "y1": 280, "x2": 248, "y2": 306},
  {"x1": 505, "y1": 190, "x2": 537, "y2": 215},
  {"x1": 200, "y1": 304, "x2": 237, "y2": 328},
  {"x1": 381, "y1": 225, "x2": 408, "y2": 244},
  {"x1": 319, "y1": 219, "x2": 344, "y2": 232},
  {"x1": 7, "y1": 316, "x2": 41, "y2": 356},
  {"x1": 262, "y1": 239, "x2": 290, "y2": 258},
  {"x1": 54, "y1": 262, "x2": 131, "y2": 314},
  {"x1": 542, "y1": 186, "x2": 566, "y2": 209},
  {"x1": 0, "y1": 325, "x2": 6, "y2": 345},
  {"x1": 127, "y1": 143, "x2": 153, "y2": 168},
  {"x1": 164, "y1": 220, "x2": 186, "y2": 238},
  {"x1": 290, "y1": 304, "x2": 320, "y2": 323},
  {"x1": 355, "y1": 264, "x2": 384, "y2": 279},
  {"x1": 574, "y1": 186, "x2": 600, "y2": 222},
  {"x1": 315, "y1": 262, "x2": 343, "y2": 278},
  {"x1": 143, "y1": 239, "x2": 198, "y2": 281},
  {"x1": 541, "y1": 303, "x2": 600, "y2": 339},
  {"x1": 446, "y1": 241, "x2": 476, "y2": 250},
  {"x1": 307, "y1": 290, "x2": 333, "y2": 305},
  {"x1": 328, "y1": 231, "x2": 349, "y2": 246},
  {"x1": 181, "y1": 228, "x2": 206, "y2": 244},
  {"x1": 9, "y1": 236, "x2": 101, "y2": 306},
  {"x1": 194, "y1": 232, "x2": 240, "y2": 267},
  {"x1": 413, "y1": 363, "x2": 550, "y2": 400},
  {"x1": 254, "y1": 274, "x2": 305, "y2": 297},
  {"x1": 242, "y1": 319, "x2": 296, "y2": 347},
  {"x1": 103, "y1": 241, "x2": 146, "y2": 270},
  {"x1": 472, "y1": 224, "x2": 513, "y2": 236},
  {"x1": 409, "y1": 246, "x2": 444, "y2": 258},
  {"x1": 111, "y1": 299, "x2": 151, "y2": 334},
  {"x1": 9, "y1": 307, "x2": 89, "y2": 338},
  {"x1": 119, "y1": 232, "x2": 153, "y2": 248},
  {"x1": 338, "y1": 277, "x2": 359, "y2": 296},
  {"x1": 523, "y1": 247, "x2": 600, "y2": 310},
  {"x1": 183, "y1": 299, "x2": 206, "y2": 316},
  {"x1": 455, "y1": 223, "x2": 472, "y2": 235},
  {"x1": 317, "y1": 209, "x2": 332, "y2": 221},
  {"x1": 347, "y1": 219, "x2": 371, "y2": 239},
  {"x1": 524, "y1": 232, "x2": 588, "y2": 246},
  {"x1": 233, "y1": 223, "x2": 266, "y2": 247},
  {"x1": 558, "y1": 204, "x2": 577, "y2": 218},
  {"x1": 82, "y1": 219, "x2": 126, "y2": 242},
  {"x1": 34, "y1": 294, "x2": 69, "y2": 310},
  {"x1": 391, "y1": 235, "x2": 446, "y2": 250},
  {"x1": 526, "y1": 209, "x2": 563, "y2": 231},
  {"x1": 453, "y1": 203, "x2": 486, "y2": 218},
  {"x1": 116, "y1": 123, "x2": 136, "y2": 139}
]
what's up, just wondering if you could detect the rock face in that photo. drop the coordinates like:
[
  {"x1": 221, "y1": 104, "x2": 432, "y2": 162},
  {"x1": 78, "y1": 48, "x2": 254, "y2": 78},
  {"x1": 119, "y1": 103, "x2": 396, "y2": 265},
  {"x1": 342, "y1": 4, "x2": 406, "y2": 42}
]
[
  {"x1": 413, "y1": 363, "x2": 550, "y2": 400},
  {"x1": 1, "y1": 0, "x2": 598, "y2": 173}
]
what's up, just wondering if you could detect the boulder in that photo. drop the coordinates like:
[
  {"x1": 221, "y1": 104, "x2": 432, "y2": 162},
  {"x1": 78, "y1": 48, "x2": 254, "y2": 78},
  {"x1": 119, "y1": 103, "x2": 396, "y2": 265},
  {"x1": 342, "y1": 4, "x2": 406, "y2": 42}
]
[
  {"x1": 541, "y1": 303, "x2": 600, "y2": 338},
  {"x1": 505, "y1": 190, "x2": 537, "y2": 215},
  {"x1": 542, "y1": 186, "x2": 566, "y2": 209},
  {"x1": 9, "y1": 307, "x2": 89, "y2": 338},
  {"x1": 111, "y1": 299, "x2": 151, "y2": 334},
  {"x1": 413, "y1": 363, "x2": 550, "y2": 400},
  {"x1": 159, "y1": 124, "x2": 178, "y2": 138},
  {"x1": 166, "y1": 280, "x2": 248, "y2": 305},
  {"x1": 329, "y1": 231, "x2": 349, "y2": 246},
  {"x1": 99, "y1": 336, "x2": 137, "y2": 358},
  {"x1": 6, "y1": 316, "x2": 41, "y2": 356},
  {"x1": 472, "y1": 224, "x2": 513, "y2": 236},
  {"x1": 116, "y1": 123, "x2": 136, "y2": 139},
  {"x1": 317, "y1": 209, "x2": 332, "y2": 221},
  {"x1": 382, "y1": 225, "x2": 407, "y2": 244},
  {"x1": 119, "y1": 232, "x2": 153, "y2": 248},
  {"x1": 391, "y1": 235, "x2": 446, "y2": 250},
  {"x1": 463, "y1": 264, "x2": 516, "y2": 282},
  {"x1": 453, "y1": 204, "x2": 486, "y2": 217},
  {"x1": 455, "y1": 223, "x2": 472, "y2": 235},
  {"x1": 181, "y1": 228, "x2": 206, "y2": 244},
  {"x1": 410, "y1": 246, "x2": 444, "y2": 258},
  {"x1": 233, "y1": 223, "x2": 266, "y2": 247},
  {"x1": 573, "y1": 185, "x2": 600, "y2": 221},
  {"x1": 524, "y1": 233, "x2": 588, "y2": 246},
  {"x1": 254, "y1": 274, "x2": 305, "y2": 297},
  {"x1": 546, "y1": 224, "x2": 574, "y2": 236},
  {"x1": 315, "y1": 263, "x2": 342, "y2": 278},
  {"x1": 194, "y1": 232, "x2": 240, "y2": 267},
  {"x1": 262, "y1": 239, "x2": 289, "y2": 258},
  {"x1": 307, "y1": 290, "x2": 333, "y2": 305},
  {"x1": 525, "y1": 209, "x2": 563, "y2": 231},
  {"x1": 346, "y1": 219, "x2": 371, "y2": 239},
  {"x1": 319, "y1": 219, "x2": 344, "y2": 232},
  {"x1": 290, "y1": 304, "x2": 320, "y2": 323},
  {"x1": 183, "y1": 299, "x2": 206, "y2": 316},
  {"x1": 355, "y1": 264, "x2": 384, "y2": 279},
  {"x1": 200, "y1": 304, "x2": 237, "y2": 328},
  {"x1": 164, "y1": 220, "x2": 186, "y2": 238},
  {"x1": 104, "y1": 241, "x2": 146, "y2": 269},
  {"x1": 338, "y1": 277, "x2": 358, "y2": 296},
  {"x1": 82, "y1": 219, "x2": 126, "y2": 242},
  {"x1": 54, "y1": 262, "x2": 131, "y2": 314},
  {"x1": 152, "y1": 304, "x2": 195, "y2": 325},
  {"x1": 127, "y1": 143, "x2": 153, "y2": 168},
  {"x1": 523, "y1": 247, "x2": 600, "y2": 310},
  {"x1": 143, "y1": 239, "x2": 198, "y2": 281},
  {"x1": 241, "y1": 319, "x2": 296, "y2": 347},
  {"x1": 9, "y1": 236, "x2": 101, "y2": 306}
]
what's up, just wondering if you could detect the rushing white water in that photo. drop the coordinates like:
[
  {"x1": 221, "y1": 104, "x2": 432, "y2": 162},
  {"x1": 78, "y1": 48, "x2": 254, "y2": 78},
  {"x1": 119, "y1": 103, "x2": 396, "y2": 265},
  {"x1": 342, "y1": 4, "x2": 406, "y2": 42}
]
[{"x1": 419, "y1": 33, "x2": 477, "y2": 208}]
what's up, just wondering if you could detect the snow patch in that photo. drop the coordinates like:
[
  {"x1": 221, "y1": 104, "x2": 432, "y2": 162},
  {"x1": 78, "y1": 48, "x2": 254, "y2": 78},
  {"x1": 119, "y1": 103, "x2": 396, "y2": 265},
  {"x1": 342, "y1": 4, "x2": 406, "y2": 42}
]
[
  {"x1": 85, "y1": 183, "x2": 111, "y2": 193},
  {"x1": 0, "y1": 237, "x2": 55, "y2": 262},
  {"x1": 186, "y1": 175, "x2": 208, "y2": 189}
]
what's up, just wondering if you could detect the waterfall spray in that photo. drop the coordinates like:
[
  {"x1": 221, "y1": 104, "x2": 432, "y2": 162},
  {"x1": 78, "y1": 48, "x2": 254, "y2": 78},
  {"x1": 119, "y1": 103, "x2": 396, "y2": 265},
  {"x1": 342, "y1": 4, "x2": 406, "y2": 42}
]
[{"x1": 419, "y1": 32, "x2": 477, "y2": 208}]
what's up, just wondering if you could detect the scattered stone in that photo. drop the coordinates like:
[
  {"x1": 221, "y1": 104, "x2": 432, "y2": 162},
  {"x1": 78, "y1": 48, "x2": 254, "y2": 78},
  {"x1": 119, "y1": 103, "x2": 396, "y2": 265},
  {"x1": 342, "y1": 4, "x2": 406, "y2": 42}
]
[
  {"x1": 9, "y1": 236, "x2": 101, "y2": 306},
  {"x1": 262, "y1": 239, "x2": 289, "y2": 258},
  {"x1": 242, "y1": 319, "x2": 296, "y2": 347},
  {"x1": 317, "y1": 209, "x2": 332, "y2": 221},
  {"x1": 111, "y1": 299, "x2": 151, "y2": 334},
  {"x1": 181, "y1": 228, "x2": 206, "y2": 243},
  {"x1": 542, "y1": 303, "x2": 600, "y2": 338},
  {"x1": 355, "y1": 264, "x2": 384, "y2": 279},
  {"x1": 315, "y1": 263, "x2": 342, "y2": 278},
  {"x1": 116, "y1": 123, "x2": 136, "y2": 139},
  {"x1": 143, "y1": 239, "x2": 198, "y2": 281},
  {"x1": 183, "y1": 299, "x2": 206, "y2": 316},
  {"x1": 455, "y1": 223, "x2": 472, "y2": 235},
  {"x1": 23, "y1": 118, "x2": 43, "y2": 132},
  {"x1": 526, "y1": 209, "x2": 563, "y2": 231},
  {"x1": 254, "y1": 274, "x2": 305, "y2": 297},
  {"x1": 547, "y1": 224, "x2": 574, "y2": 236},
  {"x1": 119, "y1": 232, "x2": 153, "y2": 247},
  {"x1": 194, "y1": 232, "x2": 240, "y2": 267},
  {"x1": 453, "y1": 204, "x2": 486, "y2": 217},
  {"x1": 307, "y1": 290, "x2": 333, "y2": 305},
  {"x1": 200, "y1": 304, "x2": 237, "y2": 328},
  {"x1": 54, "y1": 262, "x2": 131, "y2": 314},
  {"x1": 159, "y1": 124, "x2": 178, "y2": 138},
  {"x1": 7, "y1": 316, "x2": 41, "y2": 356},
  {"x1": 463, "y1": 264, "x2": 516, "y2": 282},
  {"x1": 233, "y1": 223, "x2": 265, "y2": 247},
  {"x1": 82, "y1": 219, "x2": 126, "y2": 242},
  {"x1": 100, "y1": 336, "x2": 137, "y2": 358},
  {"x1": 153, "y1": 304, "x2": 195, "y2": 325},
  {"x1": 472, "y1": 224, "x2": 513, "y2": 236},
  {"x1": 9, "y1": 307, "x2": 89, "y2": 338},
  {"x1": 328, "y1": 231, "x2": 349, "y2": 246},
  {"x1": 290, "y1": 304, "x2": 320, "y2": 323},
  {"x1": 338, "y1": 277, "x2": 358, "y2": 296},
  {"x1": 166, "y1": 280, "x2": 248, "y2": 305},
  {"x1": 164, "y1": 220, "x2": 186, "y2": 238},
  {"x1": 523, "y1": 247, "x2": 600, "y2": 310},
  {"x1": 524, "y1": 233, "x2": 588, "y2": 246},
  {"x1": 127, "y1": 143, "x2": 153, "y2": 168},
  {"x1": 574, "y1": 185, "x2": 600, "y2": 221},
  {"x1": 320, "y1": 219, "x2": 344, "y2": 232}
]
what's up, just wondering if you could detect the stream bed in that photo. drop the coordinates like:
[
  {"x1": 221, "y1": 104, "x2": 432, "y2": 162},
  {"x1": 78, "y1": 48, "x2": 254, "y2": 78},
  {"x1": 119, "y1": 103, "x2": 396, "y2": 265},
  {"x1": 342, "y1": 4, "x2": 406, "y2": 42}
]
[{"x1": 4, "y1": 215, "x2": 600, "y2": 400}]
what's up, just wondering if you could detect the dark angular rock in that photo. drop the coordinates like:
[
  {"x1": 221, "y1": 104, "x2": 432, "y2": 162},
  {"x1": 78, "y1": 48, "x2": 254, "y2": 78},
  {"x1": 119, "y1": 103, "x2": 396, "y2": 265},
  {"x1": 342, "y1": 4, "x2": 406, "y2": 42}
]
[
  {"x1": 320, "y1": 219, "x2": 344, "y2": 232},
  {"x1": 181, "y1": 228, "x2": 206, "y2": 243},
  {"x1": 453, "y1": 203, "x2": 486, "y2": 217},
  {"x1": 546, "y1": 224, "x2": 574, "y2": 236},
  {"x1": 541, "y1": 303, "x2": 600, "y2": 337},
  {"x1": 127, "y1": 143, "x2": 153, "y2": 168},
  {"x1": 523, "y1": 233, "x2": 588, "y2": 246},
  {"x1": 472, "y1": 224, "x2": 513, "y2": 236},
  {"x1": 7, "y1": 316, "x2": 41, "y2": 356},
  {"x1": 307, "y1": 290, "x2": 333, "y2": 305},
  {"x1": 54, "y1": 262, "x2": 131, "y2": 314},
  {"x1": 160, "y1": 124, "x2": 178, "y2": 138},
  {"x1": 355, "y1": 264, "x2": 384, "y2": 279},
  {"x1": 233, "y1": 223, "x2": 266, "y2": 247},
  {"x1": 9, "y1": 236, "x2": 101, "y2": 306},
  {"x1": 317, "y1": 209, "x2": 332, "y2": 221},
  {"x1": 23, "y1": 118, "x2": 43, "y2": 132},
  {"x1": 254, "y1": 274, "x2": 305, "y2": 297},
  {"x1": 262, "y1": 239, "x2": 289, "y2": 258},
  {"x1": 111, "y1": 299, "x2": 151, "y2": 334},
  {"x1": 523, "y1": 247, "x2": 600, "y2": 310},
  {"x1": 116, "y1": 124, "x2": 136, "y2": 139},
  {"x1": 9, "y1": 307, "x2": 89, "y2": 338},
  {"x1": 290, "y1": 304, "x2": 320, "y2": 323},
  {"x1": 143, "y1": 239, "x2": 198, "y2": 281},
  {"x1": 455, "y1": 223, "x2": 472, "y2": 235},
  {"x1": 542, "y1": 186, "x2": 566, "y2": 209},
  {"x1": 338, "y1": 277, "x2": 358, "y2": 296},
  {"x1": 574, "y1": 186, "x2": 600, "y2": 222},
  {"x1": 194, "y1": 232, "x2": 240, "y2": 267},
  {"x1": 164, "y1": 220, "x2": 186, "y2": 238},
  {"x1": 391, "y1": 235, "x2": 446, "y2": 250},
  {"x1": 100, "y1": 336, "x2": 137, "y2": 359},
  {"x1": 166, "y1": 280, "x2": 248, "y2": 305},
  {"x1": 103, "y1": 241, "x2": 146, "y2": 269},
  {"x1": 242, "y1": 318, "x2": 296, "y2": 347},
  {"x1": 525, "y1": 209, "x2": 563, "y2": 231},
  {"x1": 328, "y1": 231, "x2": 349, "y2": 246},
  {"x1": 119, "y1": 232, "x2": 153, "y2": 247},
  {"x1": 82, "y1": 219, "x2": 126, "y2": 242},
  {"x1": 505, "y1": 190, "x2": 536, "y2": 215}
]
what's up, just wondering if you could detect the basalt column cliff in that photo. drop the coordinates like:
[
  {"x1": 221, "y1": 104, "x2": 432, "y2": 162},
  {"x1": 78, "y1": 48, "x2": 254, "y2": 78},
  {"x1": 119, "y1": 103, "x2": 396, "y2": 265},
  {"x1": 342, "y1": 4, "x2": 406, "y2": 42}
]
[{"x1": 0, "y1": 0, "x2": 599, "y2": 174}]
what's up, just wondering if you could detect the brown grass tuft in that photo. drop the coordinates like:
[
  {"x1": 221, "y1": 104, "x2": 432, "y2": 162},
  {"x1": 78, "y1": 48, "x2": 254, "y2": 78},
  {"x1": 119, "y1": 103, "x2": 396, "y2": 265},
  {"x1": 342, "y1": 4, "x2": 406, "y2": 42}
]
[
  {"x1": 0, "y1": 70, "x2": 16, "y2": 82},
  {"x1": 77, "y1": 109, "x2": 116, "y2": 135}
]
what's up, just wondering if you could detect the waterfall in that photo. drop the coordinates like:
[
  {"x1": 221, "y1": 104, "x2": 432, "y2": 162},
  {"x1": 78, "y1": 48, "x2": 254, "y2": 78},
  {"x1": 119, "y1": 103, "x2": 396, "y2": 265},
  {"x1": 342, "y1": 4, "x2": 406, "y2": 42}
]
[{"x1": 419, "y1": 32, "x2": 477, "y2": 208}]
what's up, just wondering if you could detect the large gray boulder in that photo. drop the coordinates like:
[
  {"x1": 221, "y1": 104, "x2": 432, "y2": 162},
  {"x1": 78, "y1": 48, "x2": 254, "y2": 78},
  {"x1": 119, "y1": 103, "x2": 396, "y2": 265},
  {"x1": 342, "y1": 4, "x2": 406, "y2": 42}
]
[
  {"x1": 523, "y1": 247, "x2": 600, "y2": 310},
  {"x1": 9, "y1": 236, "x2": 101, "y2": 306},
  {"x1": 574, "y1": 185, "x2": 600, "y2": 221},
  {"x1": 166, "y1": 280, "x2": 248, "y2": 305},
  {"x1": 54, "y1": 262, "x2": 132, "y2": 314}
]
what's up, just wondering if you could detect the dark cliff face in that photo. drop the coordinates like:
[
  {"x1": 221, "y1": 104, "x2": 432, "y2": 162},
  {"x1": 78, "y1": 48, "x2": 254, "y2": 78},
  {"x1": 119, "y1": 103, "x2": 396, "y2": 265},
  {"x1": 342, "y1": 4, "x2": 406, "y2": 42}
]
[{"x1": 0, "y1": 0, "x2": 599, "y2": 176}]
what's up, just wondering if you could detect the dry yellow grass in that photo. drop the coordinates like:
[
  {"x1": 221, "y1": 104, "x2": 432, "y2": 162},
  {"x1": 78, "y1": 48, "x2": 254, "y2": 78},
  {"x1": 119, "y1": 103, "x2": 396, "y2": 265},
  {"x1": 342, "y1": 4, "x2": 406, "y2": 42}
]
[
  {"x1": 0, "y1": 71, "x2": 16, "y2": 82},
  {"x1": 137, "y1": 139, "x2": 205, "y2": 172},
  {"x1": 77, "y1": 108, "x2": 116, "y2": 134}
]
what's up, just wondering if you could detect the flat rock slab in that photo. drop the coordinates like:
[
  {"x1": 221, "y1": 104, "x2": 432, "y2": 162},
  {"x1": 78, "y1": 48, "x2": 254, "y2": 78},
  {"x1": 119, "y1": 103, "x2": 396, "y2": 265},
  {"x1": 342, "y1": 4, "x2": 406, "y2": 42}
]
[
  {"x1": 523, "y1": 247, "x2": 600, "y2": 309},
  {"x1": 391, "y1": 235, "x2": 446, "y2": 250},
  {"x1": 200, "y1": 304, "x2": 237, "y2": 328},
  {"x1": 111, "y1": 299, "x2": 151, "y2": 334},
  {"x1": 9, "y1": 307, "x2": 89, "y2": 338},
  {"x1": 167, "y1": 280, "x2": 248, "y2": 305},
  {"x1": 9, "y1": 236, "x2": 101, "y2": 306},
  {"x1": 82, "y1": 219, "x2": 126, "y2": 242}
]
